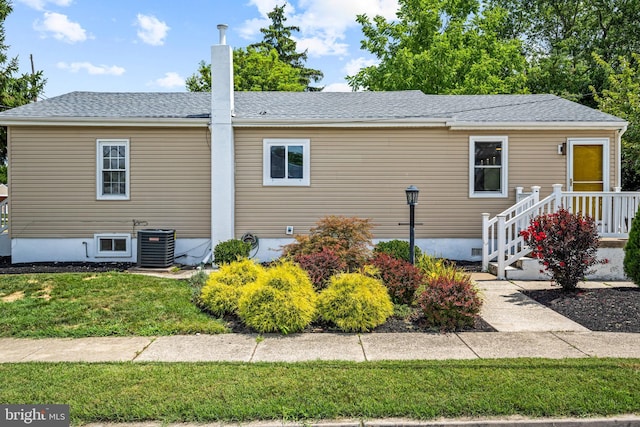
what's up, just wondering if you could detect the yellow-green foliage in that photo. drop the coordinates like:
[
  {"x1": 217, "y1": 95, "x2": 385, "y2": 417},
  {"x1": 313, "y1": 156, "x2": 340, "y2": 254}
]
[
  {"x1": 416, "y1": 254, "x2": 466, "y2": 284},
  {"x1": 317, "y1": 272, "x2": 393, "y2": 332},
  {"x1": 200, "y1": 259, "x2": 265, "y2": 316},
  {"x1": 237, "y1": 261, "x2": 317, "y2": 334}
]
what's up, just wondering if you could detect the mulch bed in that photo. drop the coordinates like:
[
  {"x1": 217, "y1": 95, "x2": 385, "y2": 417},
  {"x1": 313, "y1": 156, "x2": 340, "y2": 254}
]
[
  {"x1": 0, "y1": 257, "x2": 133, "y2": 274},
  {"x1": 523, "y1": 286, "x2": 640, "y2": 333}
]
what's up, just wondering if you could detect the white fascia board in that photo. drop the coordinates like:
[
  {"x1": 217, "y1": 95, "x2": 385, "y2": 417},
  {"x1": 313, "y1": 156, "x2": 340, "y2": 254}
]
[
  {"x1": 448, "y1": 120, "x2": 629, "y2": 131},
  {"x1": 0, "y1": 117, "x2": 210, "y2": 127},
  {"x1": 232, "y1": 118, "x2": 449, "y2": 128}
]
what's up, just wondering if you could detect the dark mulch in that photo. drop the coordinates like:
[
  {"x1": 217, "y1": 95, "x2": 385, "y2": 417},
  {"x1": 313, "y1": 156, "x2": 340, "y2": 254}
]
[
  {"x1": 0, "y1": 257, "x2": 133, "y2": 274},
  {"x1": 523, "y1": 286, "x2": 640, "y2": 333}
]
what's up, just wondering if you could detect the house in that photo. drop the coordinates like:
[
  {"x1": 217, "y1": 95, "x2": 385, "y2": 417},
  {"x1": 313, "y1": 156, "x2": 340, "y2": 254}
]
[{"x1": 0, "y1": 26, "x2": 631, "y2": 270}]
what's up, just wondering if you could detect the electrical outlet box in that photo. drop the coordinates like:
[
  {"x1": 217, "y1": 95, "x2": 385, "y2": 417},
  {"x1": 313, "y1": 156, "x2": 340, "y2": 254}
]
[{"x1": 286, "y1": 226, "x2": 294, "y2": 235}]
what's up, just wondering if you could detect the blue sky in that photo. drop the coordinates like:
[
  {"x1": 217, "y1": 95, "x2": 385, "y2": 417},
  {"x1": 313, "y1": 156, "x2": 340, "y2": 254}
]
[{"x1": 5, "y1": 0, "x2": 399, "y2": 99}]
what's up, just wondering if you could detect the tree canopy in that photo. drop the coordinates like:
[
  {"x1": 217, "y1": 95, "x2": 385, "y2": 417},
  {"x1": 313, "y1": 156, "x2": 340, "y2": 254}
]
[
  {"x1": 347, "y1": 0, "x2": 528, "y2": 94},
  {"x1": 187, "y1": 3, "x2": 321, "y2": 93},
  {"x1": 0, "y1": 0, "x2": 46, "y2": 165}
]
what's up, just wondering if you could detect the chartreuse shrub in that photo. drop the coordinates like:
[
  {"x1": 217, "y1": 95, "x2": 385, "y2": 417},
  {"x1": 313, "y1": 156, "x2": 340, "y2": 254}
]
[
  {"x1": 624, "y1": 207, "x2": 640, "y2": 285},
  {"x1": 371, "y1": 253, "x2": 424, "y2": 305},
  {"x1": 200, "y1": 259, "x2": 265, "y2": 316},
  {"x1": 416, "y1": 270, "x2": 481, "y2": 332},
  {"x1": 317, "y1": 272, "x2": 393, "y2": 332},
  {"x1": 294, "y1": 247, "x2": 347, "y2": 290},
  {"x1": 415, "y1": 253, "x2": 466, "y2": 282},
  {"x1": 237, "y1": 261, "x2": 316, "y2": 334},
  {"x1": 374, "y1": 240, "x2": 422, "y2": 262},
  {"x1": 283, "y1": 215, "x2": 373, "y2": 271},
  {"x1": 520, "y1": 208, "x2": 600, "y2": 291},
  {"x1": 213, "y1": 238, "x2": 252, "y2": 265}
]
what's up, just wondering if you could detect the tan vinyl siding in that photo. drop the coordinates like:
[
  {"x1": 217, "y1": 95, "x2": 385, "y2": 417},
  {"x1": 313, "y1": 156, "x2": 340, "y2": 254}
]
[
  {"x1": 235, "y1": 128, "x2": 619, "y2": 240},
  {"x1": 9, "y1": 126, "x2": 210, "y2": 239}
]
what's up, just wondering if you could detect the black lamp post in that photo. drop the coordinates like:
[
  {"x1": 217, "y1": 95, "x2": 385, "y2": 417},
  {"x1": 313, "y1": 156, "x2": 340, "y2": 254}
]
[{"x1": 405, "y1": 185, "x2": 419, "y2": 264}]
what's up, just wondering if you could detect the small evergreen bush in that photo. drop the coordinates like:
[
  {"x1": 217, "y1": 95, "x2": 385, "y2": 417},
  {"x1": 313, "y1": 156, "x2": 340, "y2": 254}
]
[
  {"x1": 624, "y1": 208, "x2": 640, "y2": 284},
  {"x1": 213, "y1": 238, "x2": 252, "y2": 265},
  {"x1": 374, "y1": 240, "x2": 422, "y2": 262},
  {"x1": 371, "y1": 253, "x2": 424, "y2": 305},
  {"x1": 317, "y1": 272, "x2": 393, "y2": 332},
  {"x1": 520, "y1": 208, "x2": 600, "y2": 290},
  {"x1": 416, "y1": 271, "x2": 481, "y2": 332},
  {"x1": 199, "y1": 259, "x2": 265, "y2": 316},
  {"x1": 282, "y1": 215, "x2": 373, "y2": 271},
  {"x1": 237, "y1": 261, "x2": 316, "y2": 334},
  {"x1": 294, "y1": 247, "x2": 347, "y2": 290}
]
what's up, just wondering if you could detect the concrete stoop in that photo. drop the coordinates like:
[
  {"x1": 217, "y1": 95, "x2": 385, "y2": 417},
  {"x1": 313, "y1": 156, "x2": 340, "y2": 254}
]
[{"x1": 488, "y1": 239, "x2": 629, "y2": 281}]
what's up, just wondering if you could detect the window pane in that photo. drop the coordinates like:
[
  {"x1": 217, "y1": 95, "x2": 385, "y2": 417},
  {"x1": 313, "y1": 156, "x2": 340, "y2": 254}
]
[
  {"x1": 99, "y1": 238, "x2": 112, "y2": 251},
  {"x1": 475, "y1": 142, "x2": 502, "y2": 166},
  {"x1": 270, "y1": 146, "x2": 285, "y2": 179},
  {"x1": 288, "y1": 145, "x2": 303, "y2": 179},
  {"x1": 474, "y1": 167, "x2": 501, "y2": 192},
  {"x1": 114, "y1": 239, "x2": 127, "y2": 251}
]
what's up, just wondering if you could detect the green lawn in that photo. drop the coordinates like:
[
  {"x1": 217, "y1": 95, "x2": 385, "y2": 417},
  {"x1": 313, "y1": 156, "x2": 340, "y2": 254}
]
[
  {"x1": 0, "y1": 272, "x2": 227, "y2": 337},
  {"x1": 0, "y1": 359, "x2": 638, "y2": 424}
]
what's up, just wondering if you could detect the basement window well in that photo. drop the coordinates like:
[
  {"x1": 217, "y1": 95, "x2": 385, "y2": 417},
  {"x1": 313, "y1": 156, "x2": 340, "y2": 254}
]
[{"x1": 94, "y1": 233, "x2": 131, "y2": 257}]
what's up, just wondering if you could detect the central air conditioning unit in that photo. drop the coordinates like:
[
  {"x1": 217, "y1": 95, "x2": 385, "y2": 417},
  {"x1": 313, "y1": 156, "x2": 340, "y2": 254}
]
[{"x1": 137, "y1": 229, "x2": 175, "y2": 268}]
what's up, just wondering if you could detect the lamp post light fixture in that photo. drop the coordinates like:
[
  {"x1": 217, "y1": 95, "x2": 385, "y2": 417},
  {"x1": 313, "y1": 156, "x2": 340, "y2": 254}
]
[{"x1": 405, "y1": 185, "x2": 419, "y2": 264}]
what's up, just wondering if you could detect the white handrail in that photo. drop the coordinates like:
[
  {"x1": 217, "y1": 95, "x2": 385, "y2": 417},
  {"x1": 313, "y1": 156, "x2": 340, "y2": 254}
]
[
  {"x1": 482, "y1": 184, "x2": 640, "y2": 279},
  {"x1": 0, "y1": 198, "x2": 7, "y2": 233}
]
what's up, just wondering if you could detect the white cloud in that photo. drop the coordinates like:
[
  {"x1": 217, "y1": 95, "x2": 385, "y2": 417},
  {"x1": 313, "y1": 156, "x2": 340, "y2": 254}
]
[
  {"x1": 57, "y1": 61, "x2": 126, "y2": 76},
  {"x1": 322, "y1": 82, "x2": 353, "y2": 92},
  {"x1": 241, "y1": 0, "x2": 399, "y2": 57},
  {"x1": 18, "y1": 0, "x2": 72, "y2": 11},
  {"x1": 344, "y1": 57, "x2": 378, "y2": 76},
  {"x1": 152, "y1": 72, "x2": 185, "y2": 88},
  {"x1": 34, "y1": 12, "x2": 88, "y2": 43},
  {"x1": 136, "y1": 14, "x2": 170, "y2": 46}
]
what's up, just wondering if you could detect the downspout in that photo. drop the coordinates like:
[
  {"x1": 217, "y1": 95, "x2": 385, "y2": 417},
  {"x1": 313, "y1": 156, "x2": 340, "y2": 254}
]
[
  {"x1": 617, "y1": 124, "x2": 628, "y2": 189},
  {"x1": 209, "y1": 24, "x2": 235, "y2": 259}
]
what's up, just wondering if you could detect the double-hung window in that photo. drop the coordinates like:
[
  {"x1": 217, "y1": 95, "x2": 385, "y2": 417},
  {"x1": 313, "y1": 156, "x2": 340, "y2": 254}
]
[
  {"x1": 263, "y1": 139, "x2": 310, "y2": 186},
  {"x1": 469, "y1": 136, "x2": 508, "y2": 198},
  {"x1": 97, "y1": 139, "x2": 130, "y2": 200}
]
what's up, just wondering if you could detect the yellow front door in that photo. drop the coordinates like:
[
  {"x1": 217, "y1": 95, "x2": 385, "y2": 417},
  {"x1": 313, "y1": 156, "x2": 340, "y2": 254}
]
[
  {"x1": 570, "y1": 142, "x2": 606, "y2": 219},
  {"x1": 572, "y1": 144, "x2": 604, "y2": 191}
]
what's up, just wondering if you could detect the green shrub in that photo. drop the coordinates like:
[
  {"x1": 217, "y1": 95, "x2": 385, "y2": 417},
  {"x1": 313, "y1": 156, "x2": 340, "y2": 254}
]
[
  {"x1": 188, "y1": 270, "x2": 210, "y2": 307},
  {"x1": 624, "y1": 208, "x2": 640, "y2": 284},
  {"x1": 214, "y1": 239, "x2": 252, "y2": 265},
  {"x1": 282, "y1": 215, "x2": 373, "y2": 271},
  {"x1": 371, "y1": 253, "x2": 424, "y2": 305},
  {"x1": 374, "y1": 240, "x2": 422, "y2": 262},
  {"x1": 199, "y1": 259, "x2": 265, "y2": 316},
  {"x1": 237, "y1": 261, "x2": 316, "y2": 334},
  {"x1": 294, "y1": 247, "x2": 347, "y2": 290},
  {"x1": 317, "y1": 272, "x2": 393, "y2": 332},
  {"x1": 416, "y1": 271, "x2": 481, "y2": 332}
]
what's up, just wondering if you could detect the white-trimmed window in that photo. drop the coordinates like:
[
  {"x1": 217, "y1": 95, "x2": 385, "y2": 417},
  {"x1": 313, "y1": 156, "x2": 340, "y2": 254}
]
[
  {"x1": 470, "y1": 136, "x2": 508, "y2": 198},
  {"x1": 263, "y1": 138, "x2": 310, "y2": 186},
  {"x1": 97, "y1": 139, "x2": 130, "y2": 200},
  {"x1": 94, "y1": 233, "x2": 131, "y2": 257}
]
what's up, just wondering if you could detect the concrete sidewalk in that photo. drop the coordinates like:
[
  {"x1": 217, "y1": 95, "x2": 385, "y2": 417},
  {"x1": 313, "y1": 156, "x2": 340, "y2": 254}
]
[{"x1": 1, "y1": 276, "x2": 640, "y2": 363}]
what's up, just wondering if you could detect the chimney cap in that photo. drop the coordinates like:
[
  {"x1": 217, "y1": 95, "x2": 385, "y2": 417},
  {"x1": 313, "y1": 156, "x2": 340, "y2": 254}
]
[{"x1": 217, "y1": 24, "x2": 229, "y2": 45}]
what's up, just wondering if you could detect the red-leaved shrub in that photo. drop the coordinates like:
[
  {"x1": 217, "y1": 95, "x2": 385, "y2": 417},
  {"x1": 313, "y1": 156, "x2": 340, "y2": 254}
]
[
  {"x1": 520, "y1": 208, "x2": 600, "y2": 291},
  {"x1": 371, "y1": 253, "x2": 424, "y2": 305},
  {"x1": 294, "y1": 247, "x2": 347, "y2": 290},
  {"x1": 416, "y1": 272, "x2": 481, "y2": 331}
]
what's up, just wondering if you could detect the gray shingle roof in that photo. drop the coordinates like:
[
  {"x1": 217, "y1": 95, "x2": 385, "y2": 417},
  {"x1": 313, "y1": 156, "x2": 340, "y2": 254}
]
[{"x1": 0, "y1": 90, "x2": 626, "y2": 125}]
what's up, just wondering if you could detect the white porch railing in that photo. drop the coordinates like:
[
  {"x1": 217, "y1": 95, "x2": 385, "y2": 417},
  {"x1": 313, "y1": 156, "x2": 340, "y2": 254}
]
[
  {"x1": 482, "y1": 184, "x2": 640, "y2": 279},
  {"x1": 0, "y1": 198, "x2": 7, "y2": 233}
]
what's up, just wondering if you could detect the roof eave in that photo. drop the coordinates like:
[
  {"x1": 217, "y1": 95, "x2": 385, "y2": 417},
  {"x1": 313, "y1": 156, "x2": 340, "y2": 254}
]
[
  {"x1": 231, "y1": 117, "x2": 450, "y2": 128},
  {"x1": 448, "y1": 120, "x2": 629, "y2": 131},
  {"x1": 0, "y1": 116, "x2": 210, "y2": 127}
]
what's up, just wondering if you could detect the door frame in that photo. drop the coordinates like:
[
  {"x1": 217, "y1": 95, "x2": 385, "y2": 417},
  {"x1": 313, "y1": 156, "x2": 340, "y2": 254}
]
[{"x1": 567, "y1": 138, "x2": 610, "y2": 192}]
